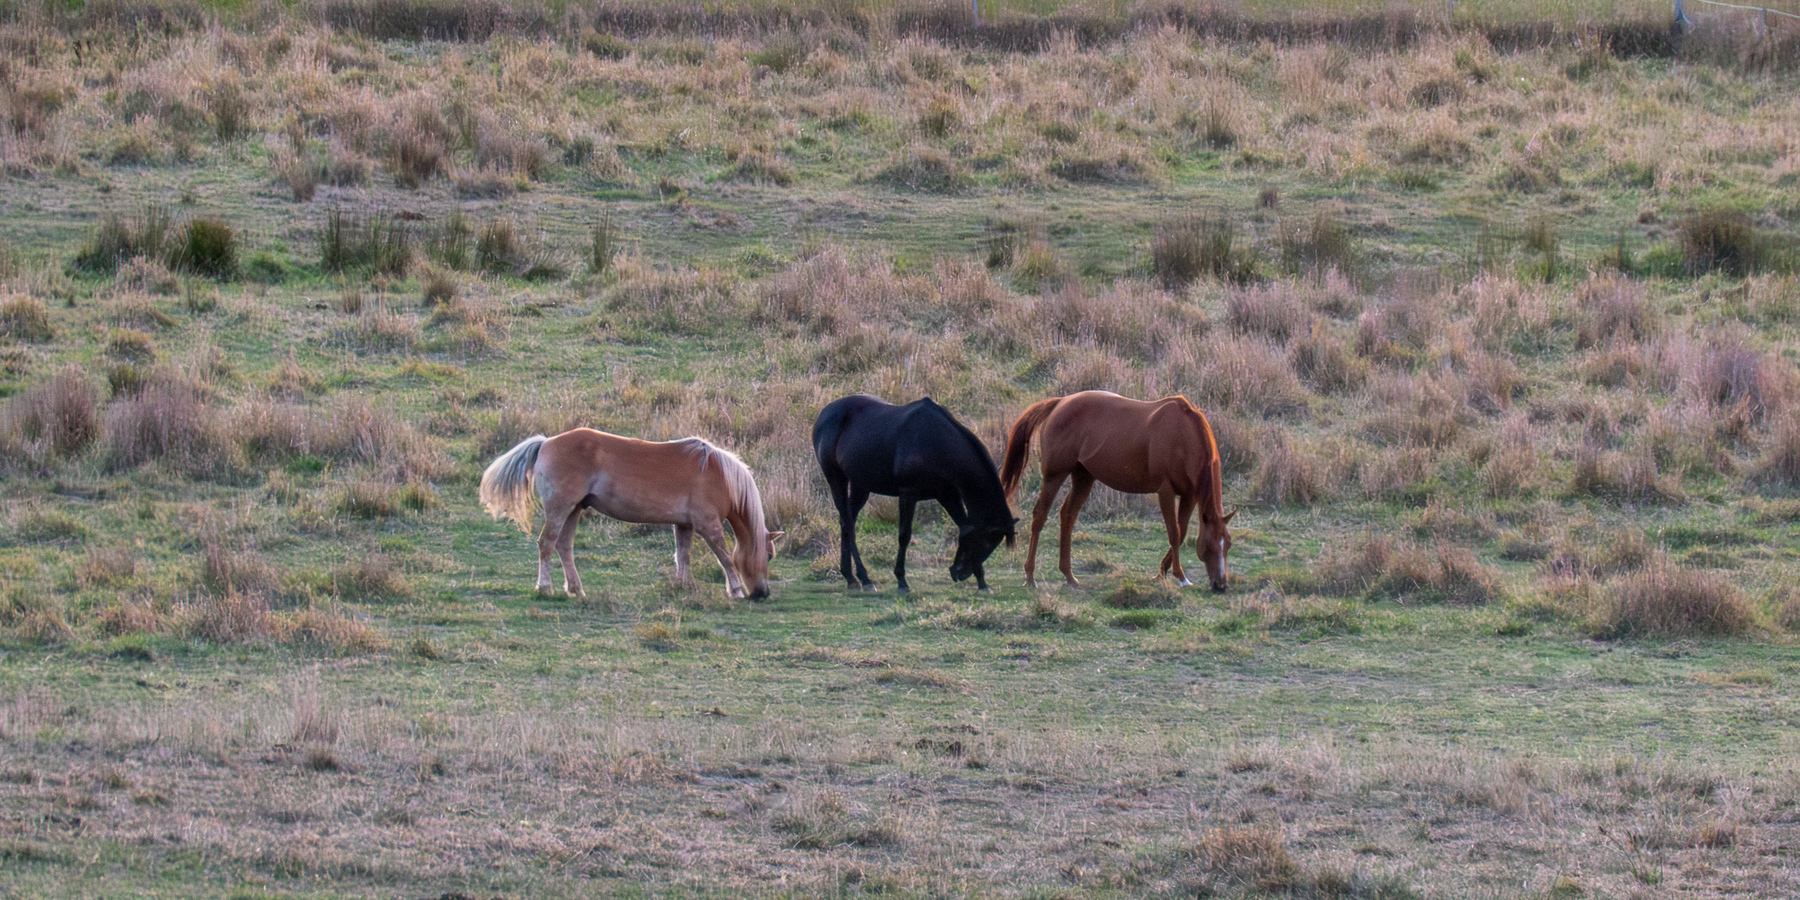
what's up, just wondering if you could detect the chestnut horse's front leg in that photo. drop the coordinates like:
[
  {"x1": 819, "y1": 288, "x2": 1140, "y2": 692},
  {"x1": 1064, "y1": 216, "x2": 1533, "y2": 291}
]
[{"x1": 1156, "y1": 488, "x2": 1195, "y2": 587}]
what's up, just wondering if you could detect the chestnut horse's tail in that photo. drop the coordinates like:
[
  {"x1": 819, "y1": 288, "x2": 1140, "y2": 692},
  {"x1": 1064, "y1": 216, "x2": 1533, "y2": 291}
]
[
  {"x1": 1001, "y1": 397, "x2": 1063, "y2": 502},
  {"x1": 480, "y1": 434, "x2": 548, "y2": 532}
]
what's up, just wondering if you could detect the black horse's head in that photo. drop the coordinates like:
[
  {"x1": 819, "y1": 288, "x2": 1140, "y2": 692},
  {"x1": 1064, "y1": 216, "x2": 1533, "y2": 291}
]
[{"x1": 949, "y1": 519, "x2": 1016, "y2": 583}]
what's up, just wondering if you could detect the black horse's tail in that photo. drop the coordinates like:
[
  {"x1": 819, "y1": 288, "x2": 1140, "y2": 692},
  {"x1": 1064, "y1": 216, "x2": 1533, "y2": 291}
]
[{"x1": 1000, "y1": 396, "x2": 1062, "y2": 503}]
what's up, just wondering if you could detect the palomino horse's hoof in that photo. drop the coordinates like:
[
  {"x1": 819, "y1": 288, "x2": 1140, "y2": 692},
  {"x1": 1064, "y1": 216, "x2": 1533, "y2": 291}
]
[{"x1": 1177, "y1": 577, "x2": 1193, "y2": 587}]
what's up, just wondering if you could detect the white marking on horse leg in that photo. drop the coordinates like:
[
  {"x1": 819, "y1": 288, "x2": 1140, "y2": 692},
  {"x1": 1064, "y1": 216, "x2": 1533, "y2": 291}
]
[{"x1": 1178, "y1": 577, "x2": 1193, "y2": 587}]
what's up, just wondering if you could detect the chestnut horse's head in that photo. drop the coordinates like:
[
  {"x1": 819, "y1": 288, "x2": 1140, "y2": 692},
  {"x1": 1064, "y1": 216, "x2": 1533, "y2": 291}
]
[
  {"x1": 1197, "y1": 509, "x2": 1236, "y2": 592},
  {"x1": 736, "y1": 527, "x2": 784, "y2": 599}
]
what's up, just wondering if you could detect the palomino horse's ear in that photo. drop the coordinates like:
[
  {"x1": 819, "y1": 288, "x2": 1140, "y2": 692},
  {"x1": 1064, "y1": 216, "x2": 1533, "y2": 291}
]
[{"x1": 769, "y1": 531, "x2": 786, "y2": 544}]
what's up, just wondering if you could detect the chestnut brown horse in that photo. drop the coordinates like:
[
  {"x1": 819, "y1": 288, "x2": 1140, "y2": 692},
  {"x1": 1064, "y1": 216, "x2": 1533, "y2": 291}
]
[
  {"x1": 1001, "y1": 391, "x2": 1235, "y2": 591},
  {"x1": 480, "y1": 429, "x2": 782, "y2": 599}
]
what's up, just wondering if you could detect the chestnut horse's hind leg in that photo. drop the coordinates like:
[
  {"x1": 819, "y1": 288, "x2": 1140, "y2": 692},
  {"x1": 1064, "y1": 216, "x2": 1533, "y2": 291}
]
[
  {"x1": 1056, "y1": 470, "x2": 1097, "y2": 587},
  {"x1": 1156, "y1": 488, "x2": 1195, "y2": 587},
  {"x1": 694, "y1": 518, "x2": 746, "y2": 598},
  {"x1": 1024, "y1": 471, "x2": 1070, "y2": 587}
]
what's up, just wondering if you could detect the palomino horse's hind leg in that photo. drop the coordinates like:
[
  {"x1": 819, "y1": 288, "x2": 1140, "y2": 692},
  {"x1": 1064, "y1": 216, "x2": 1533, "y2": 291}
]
[
  {"x1": 673, "y1": 524, "x2": 695, "y2": 585},
  {"x1": 1056, "y1": 471, "x2": 1097, "y2": 587},
  {"x1": 694, "y1": 518, "x2": 746, "y2": 598},
  {"x1": 555, "y1": 506, "x2": 587, "y2": 599},
  {"x1": 1025, "y1": 471, "x2": 1070, "y2": 587},
  {"x1": 1156, "y1": 488, "x2": 1195, "y2": 587},
  {"x1": 537, "y1": 499, "x2": 585, "y2": 598}
]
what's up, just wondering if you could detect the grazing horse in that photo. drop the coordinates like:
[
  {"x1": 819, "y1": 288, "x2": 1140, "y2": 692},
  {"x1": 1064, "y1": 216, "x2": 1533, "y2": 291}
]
[
  {"x1": 812, "y1": 395, "x2": 1016, "y2": 592},
  {"x1": 480, "y1": 428, "x2": 782, "y2": 600},
  {"x1": 1001, "y1": 391, "x2": 1235, "y2": 591}
]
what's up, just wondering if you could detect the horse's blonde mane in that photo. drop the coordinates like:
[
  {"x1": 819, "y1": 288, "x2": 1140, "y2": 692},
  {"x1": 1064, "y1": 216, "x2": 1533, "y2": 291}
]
[{"x1": 680, "y1": 438, "x2": 768, "y2": 539}]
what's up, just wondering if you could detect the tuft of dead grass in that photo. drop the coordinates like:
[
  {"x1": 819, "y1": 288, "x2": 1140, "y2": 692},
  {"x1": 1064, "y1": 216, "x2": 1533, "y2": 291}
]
[{"x1": 1594, "y1": 551, "x2": 1758, "y2": 639}]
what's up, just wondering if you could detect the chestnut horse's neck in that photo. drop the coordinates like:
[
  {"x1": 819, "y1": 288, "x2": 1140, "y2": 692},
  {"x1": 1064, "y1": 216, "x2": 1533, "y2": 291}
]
[{"x1": 1177, "y1": 400, "x2": 1227, "y2": 528}]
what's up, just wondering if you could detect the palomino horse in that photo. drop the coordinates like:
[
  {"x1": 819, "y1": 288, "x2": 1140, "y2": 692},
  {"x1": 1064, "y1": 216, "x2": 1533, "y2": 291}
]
[
  {"x1": 480, "y1": 429, "x2": 782, "y2": 599},
  {"x1": 813, "y1": 395, "x2": 1016, "y2": 592},
  {"x1": 1001, "y1": 391, "x2": 1235, "y2": 591}
]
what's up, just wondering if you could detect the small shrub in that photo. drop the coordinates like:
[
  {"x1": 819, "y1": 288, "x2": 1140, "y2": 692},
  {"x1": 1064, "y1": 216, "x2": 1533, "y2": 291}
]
[
  {"x1": 334, "y1": 480, "x2": 400, "y2": 518},
  {"x1": 5, "y1": 368, "x2": 100, "y2": 458},
  {"x1": 1278, "y1": 210, "x2": 1356, "y2": 279},
  {"x1": 332, "y1": 554, "x2": 413, "y2": 601},
  {"x1": 420, "y1": 267, "x2": 458, "y2": 307},
  {"x1": 582, "y1": 29, "x2": 630, "y2": 60},
  {"x1": 71, "y1": 205, "x2": 175, "y2": 275},
  {"x1": 1751, "y1": 417, "x2": 1800, "y2": 490},
  {"x1": 1196, "y1": 825, "x2": 1299, "y2": 892},
  {"x1": 589, "y1": 216, "x2": 616, "y2": 276},
  {"x1": 1153, "y1": 216, "x2": 1258, "y2": 287},
  {"x1": 729, "y1": 149, "x2": 794, "y2": 186},
  {"x1": 1103, "y1": 576, "x2": 1182, "y2": 609},
  {"x1": 105, "y1": 328, "x2": 157, "y2": 363},
  {"x1": 476, "y1": 220, "x2": 523, "y2": 275},
  {"x1": 391, "y1": 129, "x2": 446, "y2": 189},
  {"x1": 210, "y1": 81, "x2": 249, "y2": 143},
  {"x1": 872, "y1": 146, "x2": 969, "y2": 194},
  {"x1": 183, "y1": 590, "x2": 274, "y2": 645},
  {"x1": 1679, "y1": 208, "x2": 1767, "y2": 277},
  {"x1": 1250, "y1": 430, "x2": 1327, "y2": 506},
  {"x1": 1595, "y1": 552, "x2": 1757, "y2": 638},
  {"x1": 453, "y1": 168, "x2": 517, "y2": 199},
  {"x1": 320, "y1": 208, "x2": 412, "y2": 276},
  {"x1": 283, "y1": 156, "x2": 320, "y2": 202},
  {"x1": 173, "y1": 218, "x2": 236, "y2": 278},
  {"x1": 0, "y1": 296, "x2": 54, "y2": 342},
  {"x1": 425, "y1": 207, "x2": 473, "y2": 271}
]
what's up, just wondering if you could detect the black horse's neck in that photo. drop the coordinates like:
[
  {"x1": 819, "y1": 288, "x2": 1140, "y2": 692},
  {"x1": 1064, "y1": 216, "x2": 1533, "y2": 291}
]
[{"x1": 915, "y1": 399, "x2": 1012, "y2": 528}]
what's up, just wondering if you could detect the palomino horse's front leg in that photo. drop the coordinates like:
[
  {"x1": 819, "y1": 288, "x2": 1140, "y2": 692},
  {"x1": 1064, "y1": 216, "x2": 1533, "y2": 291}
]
[
  {"x1": 694, "y1": 519, "x2": 746, "y2": 598},
  {"x1": 1056, "y1": 471, "x2": 1097, "y2": 587},
  {"x1": 1156, "y1": 488, "x2": 1195, "y2": 587},
  {"x1": 1024, "y1": 471, "x2": 1070, "y2": 587}
]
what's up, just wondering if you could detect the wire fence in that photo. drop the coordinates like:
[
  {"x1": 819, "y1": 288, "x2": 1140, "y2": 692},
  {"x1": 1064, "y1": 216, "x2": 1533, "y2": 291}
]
[{"x1": 1679, "y1": 0, "x2": 1800, "y2": 29}]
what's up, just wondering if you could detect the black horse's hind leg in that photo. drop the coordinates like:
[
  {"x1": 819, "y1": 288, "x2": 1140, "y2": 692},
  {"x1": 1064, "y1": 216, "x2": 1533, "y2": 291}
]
[
  {"x1": 824, "y1": 466, "x2": 875, "y2": 590},
  {"x1": 894, "y1": 496, "x2": 916, "y2": 593},
  {"x1": 845, "y1": 486, "x2": 873, "y2": 588}
]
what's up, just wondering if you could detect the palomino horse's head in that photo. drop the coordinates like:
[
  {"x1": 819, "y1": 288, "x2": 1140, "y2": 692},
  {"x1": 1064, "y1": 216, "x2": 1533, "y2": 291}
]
[
  {"x1": 949, "y1": 519, "x2": 1017, "y2": 584},
  {"x1": 1198, "y1": 509, "x2": 1236, "y2": 592},
  {"x1": 735, "y1": 528, "x2": 784, "y2": 599}
]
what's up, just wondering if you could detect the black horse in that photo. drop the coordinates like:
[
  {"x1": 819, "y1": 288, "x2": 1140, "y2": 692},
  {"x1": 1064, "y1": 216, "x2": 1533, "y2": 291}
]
[{"x1": 813, "y1": 395, "x2": 1017, "y2": 592}]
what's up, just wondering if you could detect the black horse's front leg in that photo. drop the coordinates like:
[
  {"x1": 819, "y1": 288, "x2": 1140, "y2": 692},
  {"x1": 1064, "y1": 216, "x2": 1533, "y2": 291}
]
[
  {"x1": 972, "y1": 561, "x2": 988, "y2": 591},
  {"x1": 894, "y1": 496, "x2": 916, "y2": 593}
]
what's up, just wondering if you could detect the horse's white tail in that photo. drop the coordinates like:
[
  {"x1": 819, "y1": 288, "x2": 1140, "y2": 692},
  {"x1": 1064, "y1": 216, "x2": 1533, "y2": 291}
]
[{"x1": 479, "y1": 434, "x2": 548, "y2": 532}]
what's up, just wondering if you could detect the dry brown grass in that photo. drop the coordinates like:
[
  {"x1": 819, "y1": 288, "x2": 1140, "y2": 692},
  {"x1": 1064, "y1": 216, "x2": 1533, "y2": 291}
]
[{"x1": 1594, "y1": 551, "x2": 1759, "y2": 638}]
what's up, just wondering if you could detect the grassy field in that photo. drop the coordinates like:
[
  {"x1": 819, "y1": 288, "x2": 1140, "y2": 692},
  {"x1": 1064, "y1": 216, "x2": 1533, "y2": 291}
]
[{"x1": 3, "y1": 1, "x2": 1800, "y2": 897}]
